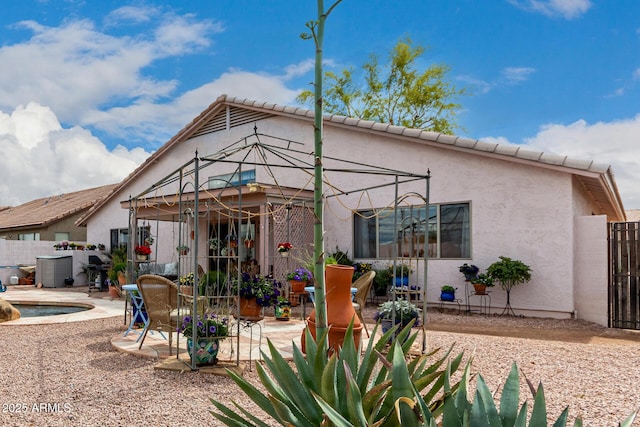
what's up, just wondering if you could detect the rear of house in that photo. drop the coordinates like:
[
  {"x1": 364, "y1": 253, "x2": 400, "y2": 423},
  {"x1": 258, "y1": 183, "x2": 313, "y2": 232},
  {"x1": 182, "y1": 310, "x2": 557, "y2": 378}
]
[{"x1": 77, "y1": 95, "x2": 624, "y2": 326}]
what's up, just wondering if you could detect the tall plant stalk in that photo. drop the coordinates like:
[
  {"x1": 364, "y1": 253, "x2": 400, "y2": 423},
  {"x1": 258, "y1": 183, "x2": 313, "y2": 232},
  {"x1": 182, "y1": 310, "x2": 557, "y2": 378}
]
[{"x1": 305, "y1": 0, "x2": 341, "y2": 338}]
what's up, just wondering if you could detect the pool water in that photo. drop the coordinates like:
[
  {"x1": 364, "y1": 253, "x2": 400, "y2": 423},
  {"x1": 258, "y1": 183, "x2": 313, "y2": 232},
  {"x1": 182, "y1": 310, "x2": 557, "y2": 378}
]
[{"x1": 10, "y1": 303, "x2": 90, "y2": 317}]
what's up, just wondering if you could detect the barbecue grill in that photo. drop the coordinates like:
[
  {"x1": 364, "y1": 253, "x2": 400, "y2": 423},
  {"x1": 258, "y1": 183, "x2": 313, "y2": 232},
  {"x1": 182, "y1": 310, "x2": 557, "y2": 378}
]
[{"x1": 88, "y1": 254, "x2": 112, "y2": 291}]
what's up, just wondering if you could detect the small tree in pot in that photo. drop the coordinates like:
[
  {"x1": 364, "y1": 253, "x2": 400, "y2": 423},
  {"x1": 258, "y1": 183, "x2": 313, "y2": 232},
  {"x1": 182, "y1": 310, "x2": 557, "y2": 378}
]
[{"x1": 487, "y1": 256, "x2": 532, "y2": 316}]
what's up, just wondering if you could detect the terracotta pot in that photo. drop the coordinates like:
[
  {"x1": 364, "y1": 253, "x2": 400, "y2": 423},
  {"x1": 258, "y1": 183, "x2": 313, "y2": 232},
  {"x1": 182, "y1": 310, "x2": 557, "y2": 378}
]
[
  {"x1": 472, "y1": 283, "x2": 487, "y2": 295},
  {"x1": 180, "y1": 285, "x2": 193, "y2": 296},
  {"x1": 239, "y1": 297, "x2": 264, "y2": 321},
  {"x1": 108, "y1": 285, "x2": 121, "y2": 299},
  {"x1": 289, "y1": 280, "x2": 306, "y2": 292},
  {"x1": 302, "y1": 264, "x2": 362, "y2": 353},
  {"x1": 117, "y1": 271, "x2": 127, "y2": 286}
]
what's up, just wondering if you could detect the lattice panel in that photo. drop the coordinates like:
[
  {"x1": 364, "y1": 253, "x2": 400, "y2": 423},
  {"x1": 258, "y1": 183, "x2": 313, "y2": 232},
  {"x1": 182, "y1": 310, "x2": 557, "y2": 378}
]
[{"x1": 271, "y1": 203, "x2": 314, "y2": 282}]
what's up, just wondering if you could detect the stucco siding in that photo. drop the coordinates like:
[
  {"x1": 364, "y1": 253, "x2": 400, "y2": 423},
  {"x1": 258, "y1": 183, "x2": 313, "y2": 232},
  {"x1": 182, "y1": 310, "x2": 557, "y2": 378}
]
[
  {"x1": 85, "y1": 109, "x2": 613, "y2": 321},
  {"x1": 574, "y1": 215, "x2": 608, "y2": 326}
]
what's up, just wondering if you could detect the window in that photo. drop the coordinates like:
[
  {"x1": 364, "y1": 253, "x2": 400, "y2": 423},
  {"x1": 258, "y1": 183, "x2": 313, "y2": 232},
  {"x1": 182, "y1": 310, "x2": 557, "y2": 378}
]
[
  {"x1": 353, "y1": 203, "x2": 470, "y2": 259},
  {"x1": 208, "y1": 169, "x2": 256, "y2": 189},
  {"x1": 54, "y1": 232, "x2": 70, "y2": 242},
  {"x1": 19, "y1": 232, "x2": 40, "y2": 241},
  {"x1": 110, "y1": 227, "x2": 150, "y2": 252}
]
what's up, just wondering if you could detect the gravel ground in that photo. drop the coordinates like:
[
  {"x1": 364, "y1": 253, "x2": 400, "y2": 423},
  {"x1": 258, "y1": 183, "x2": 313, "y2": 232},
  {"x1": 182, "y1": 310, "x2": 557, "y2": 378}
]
[{"x1": 1, "y1": 310, "x2": 639, "y2": 426}]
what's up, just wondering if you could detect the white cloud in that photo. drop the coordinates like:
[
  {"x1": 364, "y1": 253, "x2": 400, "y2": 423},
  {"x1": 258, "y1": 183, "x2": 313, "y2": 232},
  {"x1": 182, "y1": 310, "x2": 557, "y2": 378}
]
[
  {"x1": 502, "y1": 67, "x2": 536, "y2": 84},
  {"x1": 0, "y1": 103, "x2": 150, "y2": 206},
  {"x1": 514, "y1": 115, "x2": 640, "y2": 209},
  {"x1": 0, "y1": 13, "x2": 220, "y2": 138},
  {"x1": 508, "y1": 0, "x2": 592, "y2": 19}
]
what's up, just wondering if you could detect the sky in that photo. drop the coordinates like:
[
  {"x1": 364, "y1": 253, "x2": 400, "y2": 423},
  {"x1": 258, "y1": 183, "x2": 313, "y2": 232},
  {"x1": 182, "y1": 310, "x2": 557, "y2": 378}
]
[{"x1": 2, "y1": 0, "x2": 640, "y2": 209}]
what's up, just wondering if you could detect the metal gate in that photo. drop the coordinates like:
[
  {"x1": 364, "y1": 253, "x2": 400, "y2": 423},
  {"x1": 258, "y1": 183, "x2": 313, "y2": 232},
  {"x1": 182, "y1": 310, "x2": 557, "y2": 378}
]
[{"x1": 609, "y1": 222, "x2": 640, "y2": 329}]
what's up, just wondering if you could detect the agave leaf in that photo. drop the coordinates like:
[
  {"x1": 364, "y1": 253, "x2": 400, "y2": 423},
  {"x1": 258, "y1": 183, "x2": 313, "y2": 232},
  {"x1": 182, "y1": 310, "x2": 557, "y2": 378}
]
[
  {"x1": 552, "y1": 407, "x2": 569, "y2": 427},
  {"x1": 529, "y1": 383, "x2": 547, "y2": 427},
  {"x1": 410, "y1": 377, "x2": 437, "y2": 426},
  {"x1": 254, "y1": 361, "x2": 315, "y2": 426},
  {"x1": 209, "y1": 399, "x2": 266, "y2": 427},
  {"x1": 258, "y1": 340, "x2": 322, "y2": 424},
  {"x1": 390, "y1": 340, "x2": 420, "y2": 423},
  {"x1": 619, "y1": 409, "x2": 638, "y2": 427},
  {"x1": 499, "y1": 363, "x2": 520, "y2": 427},
  {"x1": 451, "y1": 361, "x2": 473, "y2": 421},
  {"x1": 514, "y1": 402, "x2": 528, "y2": 427},
  {"x1": 521, "y1": 368, "x2": 537, "y2": 398},
  {"x1": 469, "y1": 390, "x2": 489, "y2": 426},
  {"x1": 342, "y1": 360, "x2": 369, "y2": 426},
  {"x1": 213, "y1": 364, "x2": 284, "y2": 422},
  {"x1": 311, "y1": 390, "x2": 361, "y2": 427},
  {"x1": 356, "y1": 322, "x2": 385, "y2": 389},
  {"x1": 474, "y1": 375, "x2": 501, "y2": 426},
  {"x1": 319, "y1": 352, "x2": 339, "y2": 407},
  {"x1": 420, "y1": 349, "x2": 466, "y2": 405}
]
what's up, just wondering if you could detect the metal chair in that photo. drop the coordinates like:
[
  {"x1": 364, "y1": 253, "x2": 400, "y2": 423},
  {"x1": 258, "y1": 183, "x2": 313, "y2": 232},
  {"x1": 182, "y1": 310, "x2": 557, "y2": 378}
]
[
  {"x1": 351, "y1": 271, "x2": 376, "y2": 337},
  {"x1": 136, "y1": 274, "x2": 180, "y2": 355}
]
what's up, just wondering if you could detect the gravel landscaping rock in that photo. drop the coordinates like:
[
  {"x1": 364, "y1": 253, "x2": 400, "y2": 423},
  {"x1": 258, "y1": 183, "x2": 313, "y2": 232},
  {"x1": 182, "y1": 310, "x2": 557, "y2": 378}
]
[{"x1": 1, "y1": 311, "x2": 639, "y2": 426}]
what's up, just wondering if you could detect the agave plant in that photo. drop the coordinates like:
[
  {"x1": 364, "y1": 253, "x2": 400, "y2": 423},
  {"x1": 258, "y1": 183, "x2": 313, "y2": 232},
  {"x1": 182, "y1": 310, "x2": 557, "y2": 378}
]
[
  {"x1": 436, "y1": 361, "x2": 637, "y2": 427},
  {"x1": 210, "y1": 320, "x2": 467, "y2": 426}
]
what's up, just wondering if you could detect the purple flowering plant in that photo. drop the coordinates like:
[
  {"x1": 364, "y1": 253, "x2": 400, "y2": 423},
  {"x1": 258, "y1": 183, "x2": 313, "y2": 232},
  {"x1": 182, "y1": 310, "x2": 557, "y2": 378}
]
[
  {"x1": 178, "y1": 313, "x2": 229, "y2": 339},
  {"x1": 232, "y1": 273, "x2": 282, "y2": 307},
  {"x1": 285, "y1": 267, "x2": 313, "y2": 282}
]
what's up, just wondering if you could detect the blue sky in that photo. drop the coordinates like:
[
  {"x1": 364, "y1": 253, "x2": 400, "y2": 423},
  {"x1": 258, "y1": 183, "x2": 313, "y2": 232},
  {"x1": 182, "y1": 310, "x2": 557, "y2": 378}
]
[{"x1": 2, "y1": 0, "x2": 640, "y2": 208}]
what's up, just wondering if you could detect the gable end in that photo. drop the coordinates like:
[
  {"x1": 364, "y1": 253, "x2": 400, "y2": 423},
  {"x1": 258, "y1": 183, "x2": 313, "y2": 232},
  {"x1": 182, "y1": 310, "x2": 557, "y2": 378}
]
[{"x1": 190, "y1": 106, "x2": 275, "y2": 138}]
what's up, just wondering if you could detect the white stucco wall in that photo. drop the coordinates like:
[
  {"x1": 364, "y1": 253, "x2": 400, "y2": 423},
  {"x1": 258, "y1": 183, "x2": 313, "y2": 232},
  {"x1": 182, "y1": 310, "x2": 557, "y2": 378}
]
[
  {"x1": 86, "y1": 113, "x2": 609, "y2": 320},
  {"x1": 574, "y1": 215, "x2": 608, "y2": 326},
  {"x1": 320, "y1": 126, "x2": 579, "y2": 318}
]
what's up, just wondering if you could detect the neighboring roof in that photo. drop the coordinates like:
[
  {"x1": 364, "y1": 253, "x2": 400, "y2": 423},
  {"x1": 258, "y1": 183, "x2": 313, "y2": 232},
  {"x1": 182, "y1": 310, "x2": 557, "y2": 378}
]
[
  {"x1": 625, "y1": 210, "x2": 640, "y2": 222},
  {"x1": 0, "y1": 184, "x2": 118, "y2": 232},
  {"x1": 76, "y1": 94, "x2": 627, "y2": 224}
]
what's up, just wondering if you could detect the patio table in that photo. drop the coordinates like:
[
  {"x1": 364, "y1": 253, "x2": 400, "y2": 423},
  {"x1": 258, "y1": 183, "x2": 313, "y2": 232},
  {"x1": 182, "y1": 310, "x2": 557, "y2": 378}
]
[{"x1": 122, "y1": 284, "x2": 149, "y2": 342}]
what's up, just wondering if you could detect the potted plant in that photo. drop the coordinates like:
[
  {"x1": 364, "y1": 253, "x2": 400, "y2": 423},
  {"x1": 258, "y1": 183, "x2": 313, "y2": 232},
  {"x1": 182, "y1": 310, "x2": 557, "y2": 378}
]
[
  {"x1": 286, "y1": 266, "x2": 313, "y2": 306},
  {"x1": 274, "y1": 296, "x2": 291, "y2": 321},
  {"x1": 177, "y1": 313, "x2": 229, "y2": 366},
  {"x1": 179, "y1": 272, "x2": 195, "y2": 295},
  {"x1": 470, "y1": 273, "x2": 494, "y2": 295},
  {"x1": 134, "y1": 245, "x2": 152, "y2": 261},
  {"x1": 277, "y1": 242, "x2": 293, "y2": 257},
  {"x1": 372, "y1": 267, "x2": 392, "y2": 296},
  {"x1": 440, "y1": 285, "x2": 456, "y2": 301},
  {"x1": 286, "y1": 267, "x2": 313, "y2": 289},
  {"x1": 208, "y1": 238, "x2": 222, "y2": 254},
  {"x1": 487, "y1": 256, "x2": 532, "y2": 315},
  {"x1": 231, "y1": 273, "x2": 282, "y2": 320},
  {"x1": 374, "y1": 299, "x2": 420, "y2": 342},
  {"x1": 459, "y1": 263, "x2": 479, "y2": 281},
  {"x1": 352, "y1": 262, "x2": 372, "y2": 281},
  {"x1": 390, "y1": 262, "x2": 412, "y2": 287},
  {"x1": 176, "y1": 245, "x2": 189, "y2": 256}
]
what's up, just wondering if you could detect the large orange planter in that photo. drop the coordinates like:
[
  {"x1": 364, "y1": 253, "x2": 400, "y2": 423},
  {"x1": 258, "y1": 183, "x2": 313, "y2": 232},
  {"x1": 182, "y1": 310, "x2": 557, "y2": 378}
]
[
  {"x1": 239, "y1": 297, "x2": 264, "y2": 321},
  {"x1": 302, "y1": 264, "x2": 361, "y2": 353}
]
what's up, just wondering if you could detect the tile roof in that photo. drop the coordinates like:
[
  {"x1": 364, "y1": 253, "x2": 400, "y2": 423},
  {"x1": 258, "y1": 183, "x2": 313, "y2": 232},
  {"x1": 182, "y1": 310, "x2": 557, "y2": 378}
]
[
  {"x1": 76, "y1": 94, "x2": 627, "y2": 224},
  {"x1": 0, "y1": 184, "x2": 118, "y2": 231},
  {"x1": 624, "y1": 210, "x2": 640, "y2": 222}
]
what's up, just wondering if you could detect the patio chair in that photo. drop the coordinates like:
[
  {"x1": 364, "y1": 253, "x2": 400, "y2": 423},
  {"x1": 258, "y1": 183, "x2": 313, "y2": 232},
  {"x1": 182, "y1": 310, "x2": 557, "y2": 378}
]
[
  {"x1": 352, "y1": 271, "x2": 376, "y2": 337},
  {"x1": 136, "y1": 274, "x2": 180, "y2": 355}
]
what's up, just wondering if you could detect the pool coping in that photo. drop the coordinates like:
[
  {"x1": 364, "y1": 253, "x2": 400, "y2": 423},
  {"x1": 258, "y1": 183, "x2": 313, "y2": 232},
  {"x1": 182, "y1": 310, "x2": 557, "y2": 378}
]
[{"x1": 0, "y1": 285, "x2": 124, "y2": 325}]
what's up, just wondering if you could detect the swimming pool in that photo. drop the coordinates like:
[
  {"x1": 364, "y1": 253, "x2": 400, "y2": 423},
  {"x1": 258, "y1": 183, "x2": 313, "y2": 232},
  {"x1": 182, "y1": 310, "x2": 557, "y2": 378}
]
[{"x1": 9, "y1": 302, "x2": 92, "y2": 318}]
